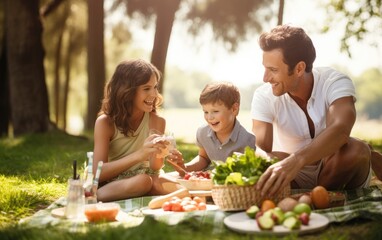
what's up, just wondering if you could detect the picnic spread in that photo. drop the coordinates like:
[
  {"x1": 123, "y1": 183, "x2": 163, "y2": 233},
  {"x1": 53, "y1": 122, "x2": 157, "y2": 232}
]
[
  {"x1": 18, "y1": 148, "x2": 382, "y2": 236},
  {"x1": 19, "y1": 184, "x2": 382, "y2": 236}
]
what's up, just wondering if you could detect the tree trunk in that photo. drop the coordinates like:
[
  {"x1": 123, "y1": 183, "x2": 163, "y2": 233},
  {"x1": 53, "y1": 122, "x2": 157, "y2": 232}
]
[
  {"x1": 63, "y1": 29, "x2": 74, "y2": 131},
  {"x1": 0, "y1": 34, "x2": 9, "y2": 136},
  {"x1": 54, "y1": 29, "x2": 64, "y2": 126},
  {"x1": 86, "y1": 0, "x2": 105, "y2": 130},
  {"x1": 278, "y1": 0, "x2": 284, "y2": 25},
  {"x1": 5, "y1": 0, "x2": 50, "y2": 136},
  {"x1": 151, "y1": 0, "x2": 180, "y2": 94}
]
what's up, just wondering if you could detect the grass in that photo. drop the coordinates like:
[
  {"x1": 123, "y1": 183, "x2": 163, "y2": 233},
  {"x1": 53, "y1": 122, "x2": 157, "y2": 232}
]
[{"x1": 0, "y1": 130, "x2": 382, "y2": 239}]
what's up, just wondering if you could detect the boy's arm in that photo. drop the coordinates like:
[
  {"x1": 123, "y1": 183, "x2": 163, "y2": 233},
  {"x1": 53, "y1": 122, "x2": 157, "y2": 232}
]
[{"x1": 185, "y1": 147, "x2": 210, "y2": 172}]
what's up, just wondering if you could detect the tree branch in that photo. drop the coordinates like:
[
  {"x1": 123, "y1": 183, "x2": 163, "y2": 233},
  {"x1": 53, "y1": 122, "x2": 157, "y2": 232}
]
[{"x1": 40, "y1": 0, "x2": 65, "y2": 17}]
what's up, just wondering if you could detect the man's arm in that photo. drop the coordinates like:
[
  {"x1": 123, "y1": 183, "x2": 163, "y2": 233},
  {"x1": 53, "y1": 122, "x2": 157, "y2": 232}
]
[
  {"x1": 296, "y1": 96, "x2": 356, "y2": 167},
  {"x1": 256, "y1": 96, "x2": 356, "y2": 196},
  {"x1": 252, "y1": 119, "x2": 273, "y2": 152}
]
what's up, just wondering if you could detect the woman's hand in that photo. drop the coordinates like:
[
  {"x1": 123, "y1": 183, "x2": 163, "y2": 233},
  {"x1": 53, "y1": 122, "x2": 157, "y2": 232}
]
[
  {"x1": 144, "y1": 134, "x2": 170, "y2": 170},
  {"x1": 139, "y1": 135, "x2": 168, "y2": 160}
]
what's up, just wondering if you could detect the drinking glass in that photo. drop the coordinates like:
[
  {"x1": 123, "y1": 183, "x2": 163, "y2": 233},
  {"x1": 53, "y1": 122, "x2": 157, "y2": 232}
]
[{"x1": 65, "y1": 179, "x2": 85, "y2": 219}]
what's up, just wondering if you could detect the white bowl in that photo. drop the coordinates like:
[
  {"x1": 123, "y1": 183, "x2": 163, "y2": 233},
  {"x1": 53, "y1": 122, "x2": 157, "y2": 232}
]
[{"x1": 177, "y1": 178, "x2": 213, "y2": 191}]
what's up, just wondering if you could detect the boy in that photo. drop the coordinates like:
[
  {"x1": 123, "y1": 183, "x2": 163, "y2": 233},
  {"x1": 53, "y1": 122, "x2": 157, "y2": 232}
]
[{"x1": 169, "y1": 82, "x2": 256, "y2": 175}]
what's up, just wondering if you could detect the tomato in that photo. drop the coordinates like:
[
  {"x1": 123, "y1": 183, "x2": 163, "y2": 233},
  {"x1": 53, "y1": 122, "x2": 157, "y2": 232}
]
[
  {"x1": 161, "y1": 196, "x2": 208, "y2": 212},
  {"x1": 171, "y1": 201, "x2": 183, "y2": 212},
  {"x1": 183, "y1": 204, "x2": 198, "y2": 212},
  {"x1": 197, "y1": 202, "x2": 207, "y2": 210},
  {"x1": 184, "y1": 173, "x2": 191, "y2": 180},
  {"x1": 181, "y1": 200, "x2": 191, "y2": 207},
  {"x1": 192, "y1": 196, "x2": 204, "y2": 204},
  {"x1": 162, "y1": 201, "x2": 171, "y2": 211},
  {"x1": 182, "y1": 196, "x2": 192, "y2": 202}
]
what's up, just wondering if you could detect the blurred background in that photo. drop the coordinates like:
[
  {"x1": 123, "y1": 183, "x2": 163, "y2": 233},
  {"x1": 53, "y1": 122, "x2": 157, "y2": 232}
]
[{"x1": 1, "y1": 0, "x2": 381, "y2": 142}]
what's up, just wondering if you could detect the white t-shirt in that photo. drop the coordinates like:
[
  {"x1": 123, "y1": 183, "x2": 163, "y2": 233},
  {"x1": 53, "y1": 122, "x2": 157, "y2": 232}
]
[{"x1": 251, "y1": 67, "x2": 356, "y2": 153}]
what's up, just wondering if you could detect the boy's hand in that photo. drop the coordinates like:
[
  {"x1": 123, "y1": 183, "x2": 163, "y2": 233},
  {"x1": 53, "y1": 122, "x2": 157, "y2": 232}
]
[{"x1": 167, "y1": 149, "x2": 187, "y2": 176}]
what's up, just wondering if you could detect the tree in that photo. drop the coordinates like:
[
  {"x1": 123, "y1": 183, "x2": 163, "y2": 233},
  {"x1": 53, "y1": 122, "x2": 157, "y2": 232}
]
[
  {"x1": 86, "y1": 0, "x2": 105, "y2": 130},
  {"x1": 0, "y1": 0, "x2": 9, "y2": 136},
  {"x1": 42, "y1": 0, "x2": 87, "y2": 132},
  {"x1": 5, "y1": 0, "x2": 50, "y2": 136},
  {"x1": 111, "y1": 0, "x2": 181, "y2": 94},
  {"x1": 277, "y1": 0, "x2": 284, "y2": 25},
  {"x1": 323, "y1": 0, "x2": 382, "y2": 57},
  {"x1": 150, "y1": 0, "x2": 180, "y2": 93},
  {"x1": 112, "y1": 0, "x2": 273, "y2": 95},
  {"x1": 185, "y1": 0, "x2": 273, "y2": 51}
]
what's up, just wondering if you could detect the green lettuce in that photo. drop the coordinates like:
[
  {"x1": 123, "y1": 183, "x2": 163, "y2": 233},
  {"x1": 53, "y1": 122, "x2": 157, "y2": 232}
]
[{"x1": 211, "y1": 146, "x2": 277, "y2": 186}]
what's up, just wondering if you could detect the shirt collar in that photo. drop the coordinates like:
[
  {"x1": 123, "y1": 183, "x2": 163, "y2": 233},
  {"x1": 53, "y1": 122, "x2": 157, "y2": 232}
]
[{"x1": 207, "y1": 119, "x2": 240, "y2": 145}]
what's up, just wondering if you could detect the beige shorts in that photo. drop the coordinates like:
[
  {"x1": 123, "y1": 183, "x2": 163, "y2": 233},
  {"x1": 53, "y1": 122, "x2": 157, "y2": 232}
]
[{"x1": 293, "y1": 160, "x2": 372, "y2": 189}]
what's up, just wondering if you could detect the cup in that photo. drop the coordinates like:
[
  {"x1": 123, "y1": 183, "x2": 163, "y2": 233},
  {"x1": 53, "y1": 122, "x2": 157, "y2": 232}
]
[
  {"x1": 166, "y1": 132, "x2": 176, "y2": 151},
  {"x1": 65, "y1": 179, "x2": 85, "y2": 219}
]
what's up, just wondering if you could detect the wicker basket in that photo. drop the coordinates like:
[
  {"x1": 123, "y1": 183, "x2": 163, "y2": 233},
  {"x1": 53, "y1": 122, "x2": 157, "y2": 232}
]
[{"x1": 211, "y1": 184, "x2": 290, "y2": 211}]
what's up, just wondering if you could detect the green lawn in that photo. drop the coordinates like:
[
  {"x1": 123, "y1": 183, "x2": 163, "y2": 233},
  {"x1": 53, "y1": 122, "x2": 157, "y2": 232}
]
[{"x1": 0, "y1": 130, "x2": 382, "y2": 239}]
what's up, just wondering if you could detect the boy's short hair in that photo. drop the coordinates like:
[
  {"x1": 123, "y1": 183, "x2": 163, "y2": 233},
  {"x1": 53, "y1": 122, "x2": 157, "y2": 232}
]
[{"x1": 199, "y1": 82, "x2": 240, "y2": 109}]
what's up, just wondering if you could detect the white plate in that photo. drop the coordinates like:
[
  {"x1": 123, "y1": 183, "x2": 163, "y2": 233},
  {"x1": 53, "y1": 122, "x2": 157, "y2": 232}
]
[
  {"x1": 224, "y1": 212, "x2": 329, "y2": 236},
  {"x1": 141, "y1": 204, "x2": 219, "y2": 216},
  {"x1": 51, "y1": 207, "x2": 130, "y2": 222}
]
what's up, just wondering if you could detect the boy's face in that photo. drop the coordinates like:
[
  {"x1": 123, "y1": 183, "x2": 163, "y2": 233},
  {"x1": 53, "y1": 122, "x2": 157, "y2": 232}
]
[{"x1": 202, "y1": 101, "x2": 238, "y2": 134}]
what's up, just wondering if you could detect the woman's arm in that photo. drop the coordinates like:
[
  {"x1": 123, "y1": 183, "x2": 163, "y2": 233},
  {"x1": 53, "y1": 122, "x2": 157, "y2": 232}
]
[{"x1": 93, "y1": 115, "x2": 163, "y2": 182}]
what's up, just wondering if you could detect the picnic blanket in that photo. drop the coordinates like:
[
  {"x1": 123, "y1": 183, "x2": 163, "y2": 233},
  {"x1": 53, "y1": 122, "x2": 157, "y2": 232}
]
[{"x1": 19, "y1": 185, "x2": 382, "y2": 233}]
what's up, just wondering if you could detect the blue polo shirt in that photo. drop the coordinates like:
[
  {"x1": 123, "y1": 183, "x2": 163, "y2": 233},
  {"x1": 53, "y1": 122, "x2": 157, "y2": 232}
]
[{"x1": 196, "y1": 119, "x2": 256, "y2": 163}]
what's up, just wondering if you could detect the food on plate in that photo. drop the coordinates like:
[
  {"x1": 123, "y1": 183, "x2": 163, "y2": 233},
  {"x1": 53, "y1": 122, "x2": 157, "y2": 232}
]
[
  {"x1": 270, "y1": 207, "x2": 285, "y2": 224},
  {"x1": 261, "y1": 199, "x2": 276, "y2": 212},
  {"x1": 183, "y1": 171, "x2": 211, "y2": 180},
  {"x1": 277, "y1": 197, "x2": 298, "y2": 212},
  {"x1": 293, "y1": 203, "x2": 312, "y2": 216},
  {"x1": 246, "y1": 198, "x2": 313, "y2": 231},
  {"x1": 161, "y1": 196, "x2": 207, "y2": 212},
  {"x1": 84, "y1": 202, "x2": 120, "y2": 222},
  {"x1": 246, "y1": 205, "x2": 260, "y2": 219},
  {"x1": 282, "y1": 215, "x2": 301, "y2": 230},
  {"x1": 298, "y1": 212, "x2": 310, "y2": 225},
  {"x1": 257, "y1": 214, "x2": 275, "y2": 230},
  {"x1": 311, "y1": 186, "x2": 330, "y2": 209},
  {"x1": 148, "y1": 188, "x2": 190, "y2": 209},
  {"x1": 298, "y1": 194, "x2": 312, "y2": 206}
]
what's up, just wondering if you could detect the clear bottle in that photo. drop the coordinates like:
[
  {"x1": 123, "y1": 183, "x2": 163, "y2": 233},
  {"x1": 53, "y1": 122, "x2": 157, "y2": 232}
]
[{"x1": 84, "y1": 152, "x2": 94, "y2": 203}]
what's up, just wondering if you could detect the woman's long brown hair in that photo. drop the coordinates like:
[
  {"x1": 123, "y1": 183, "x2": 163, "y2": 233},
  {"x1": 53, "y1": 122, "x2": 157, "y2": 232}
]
[{"x1": 99, "y1": 59, "x2": 162, "y2": 136}]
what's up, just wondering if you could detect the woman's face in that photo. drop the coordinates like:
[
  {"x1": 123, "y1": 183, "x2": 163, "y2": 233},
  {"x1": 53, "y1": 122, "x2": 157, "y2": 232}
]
[{"x1": 133, "y1": 74, "x2": 159, "y2": 113}]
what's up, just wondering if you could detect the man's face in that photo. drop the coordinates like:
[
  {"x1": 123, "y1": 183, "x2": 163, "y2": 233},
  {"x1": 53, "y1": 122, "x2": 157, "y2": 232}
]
[{"x1": 262, "y1": 49, "x2": 298, "y2": 96}]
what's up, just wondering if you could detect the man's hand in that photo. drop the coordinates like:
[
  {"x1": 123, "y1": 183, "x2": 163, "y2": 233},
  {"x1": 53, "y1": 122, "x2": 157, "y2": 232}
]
[{"x1": 256, "y1": 154, "x2": 302, "y2": 196}]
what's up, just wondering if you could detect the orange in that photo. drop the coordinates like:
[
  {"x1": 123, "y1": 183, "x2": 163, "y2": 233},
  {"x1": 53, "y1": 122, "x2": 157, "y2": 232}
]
[
  {"x1": 261, "y1": 199, "x2": 276, "y2": 212},
  {"x1": 311, "y1": 186, "x2": 330, "y2": 209}
]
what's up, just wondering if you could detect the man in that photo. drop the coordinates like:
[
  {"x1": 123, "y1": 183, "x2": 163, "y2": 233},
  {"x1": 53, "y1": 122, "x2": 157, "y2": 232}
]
[{"x1": 251, "y1": 25, "x2": 382, "y2": 197}]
